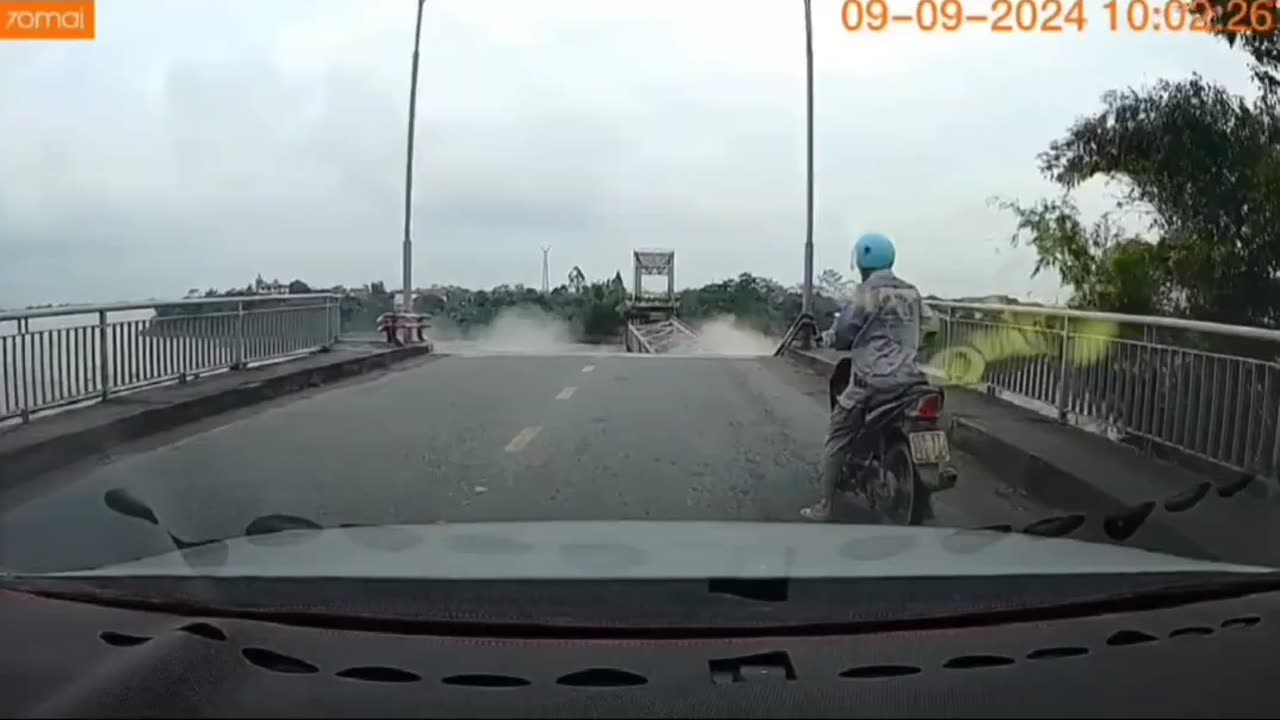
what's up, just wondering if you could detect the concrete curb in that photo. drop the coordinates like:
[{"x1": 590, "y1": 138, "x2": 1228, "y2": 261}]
[
  {"x1": 1, "y1": 345, "x2": 432, "y2": 485},
  {"x1": 946, "y1": 415, "x2": 1130, "y2": 515},
  {"x1": 946, "y1": 414, "x2": 1220, "y2": 559}
]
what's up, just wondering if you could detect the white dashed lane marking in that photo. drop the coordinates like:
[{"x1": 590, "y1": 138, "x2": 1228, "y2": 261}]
[
  {"x1": 556, "y1": 386, "x2": 578, "y2": 400},
  {"x1": 581, "y1": 364, "x2": 596, "y2": 373},
  {"x1": 504, "y1": 426, "x2": 543, "y2": 453}
]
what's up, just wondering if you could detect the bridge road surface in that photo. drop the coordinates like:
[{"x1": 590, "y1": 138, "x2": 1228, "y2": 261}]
[{"x1": 0, "y1": 349, "x2": 1049, "y2": 574}]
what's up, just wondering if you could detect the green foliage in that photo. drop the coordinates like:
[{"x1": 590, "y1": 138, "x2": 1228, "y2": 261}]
[
  {"x1": 1001, "y1": 74, "x2": 1280, "y2": 328},
  {"x1": 677, "y1": 272, "x2": 841, "y2": 336},
  {"x1": 996, "y1": 196, "x2": 1170, "y2": 316},
  {"x1": 1196, "y1": 0, "x2": 1280, "y2": 93},
  {"x1": 184, "y1": 270, "x2": 851, "y2": 343},
  {"x1": 341, "y1": 282, "x2": 393, "y2": 328},
  {"x1": 818, "y1": 268, "x2": 857, "y2": 301}
]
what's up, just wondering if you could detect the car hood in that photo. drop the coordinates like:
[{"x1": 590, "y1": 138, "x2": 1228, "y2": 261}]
[{"x1": 34, "y1": 521, "x2": 1271, "y2": 579}]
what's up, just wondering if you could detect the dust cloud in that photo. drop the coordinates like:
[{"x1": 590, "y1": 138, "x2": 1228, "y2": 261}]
[
  {"x1": 431, "y1": 306, "x2": 603, "y2": 354},
  {"x1": 677, "y1": 315, "x2": 778, "y2": 355},
  {"x1": 473, "y1": 307, "x2": 577, "y2": 351},
  {"x1": 429, "y1": 309, "x2": 774, "y2": 355}
]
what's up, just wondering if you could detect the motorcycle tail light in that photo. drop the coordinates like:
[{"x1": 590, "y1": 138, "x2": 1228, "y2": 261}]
[{"x1": 912, "y1": 393, "x2": 942, "y2": 421}]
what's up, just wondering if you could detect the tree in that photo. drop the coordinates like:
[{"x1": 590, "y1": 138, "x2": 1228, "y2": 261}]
[
  {"x1": 818, "y1": 268, "x2": 856, "y2": 301},
  {"x1": 568, "y1": 266, "x2": 586, "y2": 294},
  {"x1": 1196, "y1": 0, "x2": 1280, "y2": 93},
  {"x1": 996, "y1": 197, "x2": 1170, "y2": 316},
  {"x1": 580, "y1": 281, "x2": 624, "y2": 338},
  {"x1": 287, "y1": 279, "x2": 311, "y2": 294},
  {"x1": 675, "y1": 272, "x2": 805, "y2": 335},
  {"x1": 415, "y1": 292, "x2": 446, "y2": 314},
  {"x1": 1001, "y1": 75, "x2": 1280, "y2": 327}
]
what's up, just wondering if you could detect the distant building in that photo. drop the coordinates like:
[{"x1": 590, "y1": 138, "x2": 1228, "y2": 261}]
[{"x1": 253, "y1": 274, "x2": 288, "y2": 295}]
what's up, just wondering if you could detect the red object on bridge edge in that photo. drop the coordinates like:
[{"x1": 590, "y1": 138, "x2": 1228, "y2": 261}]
[{"x1": 376, "y1": 313, "x2": 428, "y2": 345}]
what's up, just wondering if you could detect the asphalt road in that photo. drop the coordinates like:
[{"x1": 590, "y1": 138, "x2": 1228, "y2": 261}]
[{"x1": 0, "y1": 350, "x2": 1049, "y2": 573}]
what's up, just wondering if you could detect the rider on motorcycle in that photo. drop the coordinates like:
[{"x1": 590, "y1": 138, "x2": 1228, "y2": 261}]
[{"x1": 801, "y1": 232, "x2": 928, "y2": 521}]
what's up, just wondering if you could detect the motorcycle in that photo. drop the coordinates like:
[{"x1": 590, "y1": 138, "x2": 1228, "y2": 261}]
[{"x1": 828, "y1": 358, "x2": 958, "y2": 525}]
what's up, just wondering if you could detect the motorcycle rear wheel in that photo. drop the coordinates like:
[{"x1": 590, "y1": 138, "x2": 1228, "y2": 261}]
[{"x1": 876, "y1": 442, "x2": 926, "y2": 526}]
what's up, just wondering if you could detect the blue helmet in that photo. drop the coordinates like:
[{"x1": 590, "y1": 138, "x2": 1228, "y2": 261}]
[{"x1": 851, "y1": 232, "x2": 896, "y2": 272}]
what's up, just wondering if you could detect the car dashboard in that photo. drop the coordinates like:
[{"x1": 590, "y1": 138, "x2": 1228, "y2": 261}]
[{"x1": 2, "y1": 579, "x2": 1277, "y2": 718}]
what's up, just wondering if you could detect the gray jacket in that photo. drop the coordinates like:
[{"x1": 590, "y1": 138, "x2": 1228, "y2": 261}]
[{"x1": 830, "y1": 269, "x2": 927, "y2": 409}]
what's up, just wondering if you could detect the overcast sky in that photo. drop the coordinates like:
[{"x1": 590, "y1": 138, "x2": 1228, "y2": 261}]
[{"x1": 0, "y1": 0, "x2": 1260, "y2": 307}]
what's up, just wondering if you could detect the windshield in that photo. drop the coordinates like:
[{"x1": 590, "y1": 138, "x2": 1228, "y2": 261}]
[{"x1": 1, "y1": 0, "x2": 1278, "y2": 601}]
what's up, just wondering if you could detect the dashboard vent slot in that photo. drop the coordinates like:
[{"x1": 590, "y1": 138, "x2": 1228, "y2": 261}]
[
  {"x1": 557, "y1": 668, "x2": 648, "y2": 688},
  {"x1": 442, "y1": 674, "x2": 531, "y2": 688},
  {"x1": 1106, "y1": 630, "x2": 1158, "y2": 647},
  {"x1": 336, "y1": 666, "x2": 421, "y2": 683},
  {"x1": 1026, "y1": 647, "x2": 1088, "y2": 660},
  {"x1": 839, "y1": 664, "x2": 922, "y2": 679},
  {"x1": 943, "y1": 655, "x2": 1015, "y2": 669},
  {"x1": 99, "y1": 632, "x2": 150, "y2": 647},
  {"x1": 178, "y1": 622, "x2": 226, "y2": 642},
  {"x1": 709, "y1": 651, "x2": 796, "y2": 685},
  {"x1": 242, "y1": 647, "x2": 319, "y2": 675}
]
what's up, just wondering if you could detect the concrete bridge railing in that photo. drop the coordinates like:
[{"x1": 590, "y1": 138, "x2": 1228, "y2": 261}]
[
  {"x1": 0, "y1": 294, "x2": 341, "y2": 423},
  {"x1": 925, "y1": 300, "x2": 1280, "y2": 482}
]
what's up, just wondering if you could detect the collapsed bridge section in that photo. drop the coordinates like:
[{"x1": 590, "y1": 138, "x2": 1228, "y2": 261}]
[{"x1": 623, "y1": 249, "x2": 697, "y2": 353}]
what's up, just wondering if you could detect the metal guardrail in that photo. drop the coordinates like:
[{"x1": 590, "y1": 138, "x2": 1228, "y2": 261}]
[
  {"x1": 774, "y1": 312, "x2": 818, "y2": 357},
  {"x1": 925, "y1": 300, "x2": 1280, "y2": 481},
  {"x1": 0, "y1": 294, "x2": 341, "y2": 422}
]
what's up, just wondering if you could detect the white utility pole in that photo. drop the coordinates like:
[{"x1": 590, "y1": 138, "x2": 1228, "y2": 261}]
[
  {"x1": 541, "y1": 246, "x2": 551, "y2": 294},
  {"x1": 800, "y1": 0, "x2": 815, "y2": 347},
  {"x1": 401, "y1": 0, "x2": 427, "y2": 316}
]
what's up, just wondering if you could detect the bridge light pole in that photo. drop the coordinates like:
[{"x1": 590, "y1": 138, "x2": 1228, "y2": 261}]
[
  {"x1": 401, "y1": 0, "x2": 427, "y2": 317},
  {"x1": 800, "y1": 0, "x2": 816, "y2": 348}
]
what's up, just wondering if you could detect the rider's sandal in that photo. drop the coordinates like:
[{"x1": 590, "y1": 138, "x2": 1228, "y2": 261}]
[{"x1": 800, "y1": 504, "x2": 830, "y2": 522}]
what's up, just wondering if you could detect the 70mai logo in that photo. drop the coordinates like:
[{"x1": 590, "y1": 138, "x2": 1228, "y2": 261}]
[{"x1": 1, "y1": 1, "x2": 96, "y2": 40}]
